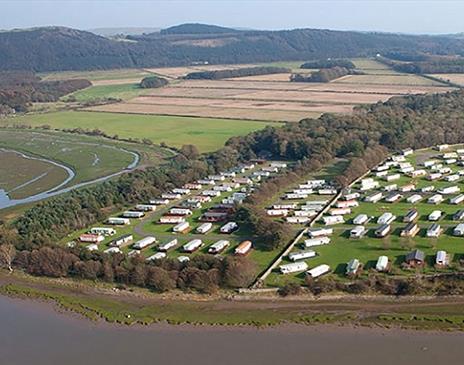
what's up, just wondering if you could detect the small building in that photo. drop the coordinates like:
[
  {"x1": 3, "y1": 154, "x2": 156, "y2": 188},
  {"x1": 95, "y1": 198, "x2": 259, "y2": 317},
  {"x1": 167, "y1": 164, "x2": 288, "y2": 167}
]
[
  {"x1": 306, "y1": 264, "x2": 331, "y2": 279},
  {"x1": 79, "y1": 234, "x2": 104, "y2": 243},
  {"x1": 435, "y1": 250, "x2": 450, "y2": 267},
  {"x1": 183, "y1": 239, "x2": 203, "y2": 253},
  {"x1": 375, "y1": 256, "x2": 389, "y2": 272},
  {"x1": 177, "y1": 256, "x2": 190, "y2": 263},
  {"x1": 304, "y1": 236, "x2": 330, "y2": 248},
  {"x1": 161, "y1": 193, "x2": 182, "y2": 200},
  {"x1": 346, "y1": 259, "x2": 362, "y2": 276},
  {"x1": 328, "y1": 207, "x2": 351, "y2": 216},
  {"x1": 453, "y1": 223, "x2": 464, "y2": 236},
  {"x1": 150, "y1": 198, "x2": 170, "y2": 205},
  {"x1": 383, "y1": 174, "x2": 400, "y2": 182},
  {"x1": 383, "y1": 184, "x2": 397, "y2": 192},
  {"x1": 365, "y1": 192, "x2": 383, "y2": 203},
  {"x1": 146, "y1": 252, "x2": 166, "y2": 261},
  {"x1": 336, "y1": 200, "x2": 358, "y2": 208},
  {"x1": 235, "y1": 240, "x2": 252, "y2": 255},
  {"x1": 159, "y1": 216, "x2": 185, "y2": 224},
  {"x1": 267, "y1": 209, "x2": 289, "y2": 217},
  {"x1": 407, "y1": 169, "x2": 427, "y2": 178},
  {"x1": 377, "y1": 212, "x2": 396, "y2": 225},
  {"x1": 353, "y1": 214, "x2": 369, "y2": 225},
  {"x1": 169, "y1": 208, "x2": 193, "y2": 216},
  {"x1": 196, "y1": 222, "x2": 213, "y2": 234},
  {"x1": 438, "y1": 186, "x2": 460, "y2": 195},
  {"x1": 403, "y1": 209, "x2": 418, "y2": 223},
  {"x1": 450, "y1": 194, "x2": 464, "y2": 205},
  {"x1": 407, "y1": 194, "x2": 422, "y2": 204},
  {"x1": 158, "y1": 239, "x2": 178, "y2": 252},
  {"x1": 103, "y1": 247, "x2": 121, "y2": 255},
  {"x1": 427, "y1": 173, "x2": 442, "y2": 181},
  {"x1": 109, "y1": 234, "x2": 133, "y2": 247},
  {"x1": 375, "y1": 224, "x2": 391, "y2": 238},
  {"x1": 280, "y1": 261, "x2": 309, "y2": 274},
  {"x1": 421, "y1": 185, "x2": 435, "y2": 193},
  {"x1": 405, "y1": 249, "x2": 425, "y2": 267},
  {"x1": 322, "y1": 215, "x2": 344, "y2": 225},
  {"x1": 89, "y1": 227, "x2": 116, "y2": 236},
  {"x1": 426, "y1": 223, "x2": 442, "y2": 238},
  {"x1": 122, "y1": 211, "x2": 145, "y2": 219},
  {"x1": 308, "y1": 228, "x2": 333, "y2": 238},
  {"x1": 135, "y1": 204, "x2": 157, "y2": 212},
  {"x1": 172, "y1": 188, "x2": 191, "y2": 195},
  {"x1": 288, "y1": 250, "x2": 316, "y2": 261},
  {"x1": 133, "y1": 236, "x2": 156, "y2": 250},
  {"x1": 107, "y1": 217, "x2": 130, "y2": 225},
  {"x1": 173, "y1": 221, "x2": 190, "y2": 233},
  {"x1": 428, "y1": 194, "x2": 444, "y2": 204},
  {"x1": 220, "y1": 222, "x2": 238, "y2": 234},
  {"x1": 428, "y1": 210, "x2": 442, "y2": 221},
  {"x1": 350, "y1": 226, "x2": 366, "y2": 239},
  {"x1": 400, "y1": 222, "x2": 420, "y2": 237},
  {"x1": 208, "y1": 240, "x2": 230, "y2": 254},
  {"x1": 399, "y1": 184, "x2": 415, "y2": 193},
  {"x1": 454, "y1": 209, "x2": 464, "y2": 221},
  {"x1": 286, "y1": 217, "x2": 311, "y2": 224},
  {"x1": 385, "y1": 192, "x2": 402, "y2": 203}
]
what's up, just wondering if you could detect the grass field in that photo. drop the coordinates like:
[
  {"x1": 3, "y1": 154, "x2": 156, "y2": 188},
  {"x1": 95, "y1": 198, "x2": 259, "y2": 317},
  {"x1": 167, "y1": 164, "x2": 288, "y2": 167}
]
[
  {"x1": 39, "y1": 68, "x2": 152, "y2": 82},
  {"x1": 66, "y1": 83, "x2": 152, "y2": 101},
  {"x1": 5, "y1": 111, "x2": 277, "y2": 152},
  {"x1": 428, "y1": 73, "x2": 464, "y2": 86}
]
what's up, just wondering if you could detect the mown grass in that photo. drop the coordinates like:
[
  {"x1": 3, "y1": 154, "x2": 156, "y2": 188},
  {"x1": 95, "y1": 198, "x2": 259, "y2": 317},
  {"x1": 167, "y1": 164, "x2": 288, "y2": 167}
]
[
  {"x1": 67, "y1": 83, "x2": 152, "y2": 102},
  {"x1": 5, "y1": 111, "x2": 279, "y2": 152}
]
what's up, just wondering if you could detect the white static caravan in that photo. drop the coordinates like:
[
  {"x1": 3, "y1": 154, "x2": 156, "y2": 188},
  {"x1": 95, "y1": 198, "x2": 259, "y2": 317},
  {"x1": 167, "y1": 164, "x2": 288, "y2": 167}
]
[
  {"x1": 161, "y1": 193, "x2": 182, "y2": 200},
  {"x1": 293, "y1": 188, "x2": 314, "y2": 195},
  {"x1": 208, "y1": 240, "x2": 230, "y2": 254},
  {"x1": 172, "y1": 188, "x2": 191, "y2": 195},
  {"x1": 305, "y1": 200, "x2": 329, "y2": 206},
  {"x1": 146, "y1": 252, "x2": 166, "y2": 261},
  {"x1": 158, "y1": 239, "x2": 178, "y2": 252},
  {"x1": 426, "y1": 223, "x2": 442, "y2": 238},
  {"x1": 374, "y1": 224, "x2": 391, "y2": 238},
  {"x1": 445, "y1": 174, "x2": 460, "y2": 182},
  {"x1": 306, "y1": 179, "x2": 326, "y2": 188},
  {"x1": 360, "y1": 180, "x2": 379, "y2": 191},
  {"x1": 427, "y1": 173, "x2": 442, "y2": 181},
  {"x1": 274, "y1": 203, "x2": 297, "y2": 210},
  {"x1": 439, "y1": 167, "x2": 452, "y2": 174},
  {"x1": 407, "y1": 169, "x2": 426, "y2": 178},
  {"x1": 135, "y1": 204, "x2": 157, "y2": 212},
  {"x1": 159, "y1": 215, "x2": 185, "y2": 224},
  {"x1": 402, "y1": 148, "x2": 414, "y2": 156},
  {"x1": 430, "y1": 164, "x2": 443, "y2": 171},
  {"x1": 375, "y1": 171, "x2": 388, "y2": 178},
  {"x1": 428, "y1": 194, "x2": 444, "y2": 204},
  {"x1": 403, "y1": 209, "x2": 419, "y2": 223},
  {"x1": 294, "y1": 210, "x2": 317, "y2": 218},
  {"x1": 341, "y1": 192, "x2": 360, "y2": 201},
  {"x1": 261, "y1": 166, "x2": 279, "y2": 173},
  {"x1": 90, "y1": 227, "x2": 116, "y2": 236},
  {"x1": 220, "y1": 221, "x2": 238, "y2": 234},
  {"x1": 233, "y1": 177, "x2": 253, "y2": 185},
  {"x1": 197, "y1": 179, "x2": 216, "y2": 185},
  {"x1": 353, "y1": 214, "x2": 369, "y2": 225},
  {"x1": 400, "y1": 166, "x2": 414, "y2": 174},
  {"x1": 208, "y1": 174, "x2": 226, "y2": 181},
  {"x1": 304, "y1": 237, "x2": 331, "y2": 248},
  {"x1": 336, "y1": 200, "x2": 358, "y2": 209},
  {"x1": 196, "y1": 222, "x2": 213, "y2": 234},
  {"x1": 306, "y1": 264, "x2": 331, "y2": 279},
  {"x1": 79, "y1": 234, "x2": 104, "y2": 243},
  {"x1": 183, "y1": 239, "x2": 203, "y2": 253},
  {"x1": 109, "y1": 234, "x2": 133, "y2": 247},
  {"x1": 122, "y1": 211, "x2": 145, "y2": 219},
  {"x1": 169, "y1": 208, "x2": 193, "y2": 216},
  {"x1": 301, "y1": 204, "x2": 324, "y2": 212},
  {"x1": 184, "y1": 183, "x2": 202, "y2": 190},
  {"x1": 445, "y1": 159, "x2": 458, "y2": 165},
  {"x1": 383, "y1": 184, "x2": 397, "y2": 192},
  {"x1": 407, "y1": 194, "x2": 422, "y2": 204},
  {"x1": 86, "y1": 244, "x2": 99, "y2": 251},
  {"x1": 453, "y1": 223, "x2": 464, "y2": 236},
  {"x1": 107, "y1": 217, "x2": 130, "y2": 226},
  {"x1": 308, "y1": 228, "x2": 333, "y2": 238},
  {"x1": 150, "y1": 199, "x2": 170, "y2": 205},
  {"x1": 173, "y1": 221, "x2": 190, "y2": 233},
  {"x1": 318, "y1": 188, "x2": 337, "y2": 195},
  {"x1": 322, "y1": 215, "x2": 344, "y2": 225},
  {"x1": 285, "y1": 193, "x2": 308, "y2": 200},
  {"x1": 280, "y1": 261, "x2": 309, "y2": 274},
  {"x1": 270, "y1": 162, "x2": 287, "y2": 168},
  {"x1": 450, "y1": 194, "x2": 464, "y2": 205},
  {"x1": 428, "y1": 210, "x2": 442, "y2": 221},
  {"x1": 377, "y1": 212, "x2": 396, "y2": 225},
  {"x1": 350, "y1": 226, "x2": 366, "y2": 239},
  {"x1": 235, "y1": 241, "x2": 253, "y2": 255},
  {"x1": 365, "y1": 192, "x2": 383, "y2": 203},
  {"x1": 177, "y1": 256, "x2": 190, "y2": 263},
  {"x1": 103, "y1": 247, "x2": 121, "y2": 255},
  {"x1": 421, "y1": 185, "x2": 435, "y2": 193},
  {"x1": 438, "y1": 186, "x2": 460, "y2": 195},
  {"x1": 266, "y1": 209, "x2": 289, "y2": 217},
  {"x1": 376, "y1": 165, "x2": 390, "y2": 172},
  {"x1": 202, "y1": 190, "x2": 221, "y2": 197},
  {"x1": 286, "y1": 217, "x2": 311, "y2": 224},
  {"x1": 328, "y1": 208, "x2": 351, "y2": 216},
  {"x1": 399, "y1": 184, "x2": 415, "y2": 193},
  {"x1": 133, "y1": 236, "x2": 156, "y2": 250},
  {"x1": 443, "y1": 152, "x2": 458, "y2": 159},
  {"x1": 423, "y1": 159, "x2": 438, "y2": 167},
  {"x1": 376, "y1": 256, "x2": 389, "y2": 272},
  {"x1": 214, "y1": 185, "x2": 233, "y2": 192},
  {"x1": 436, "y1": 250, "x2": 449, "y2": 266},
  {"x1": 385, "y1": 192, "x2": 402, "y2": 203},
  {"x1": 383, "y1": 174, "x2": 400, "y2": 182},
  {"x1": 435, "y1": 144, "x2": 449, "y2": 151},
  {"x1": 289, "y1": 250, "x2": 316, "y2": 261}
]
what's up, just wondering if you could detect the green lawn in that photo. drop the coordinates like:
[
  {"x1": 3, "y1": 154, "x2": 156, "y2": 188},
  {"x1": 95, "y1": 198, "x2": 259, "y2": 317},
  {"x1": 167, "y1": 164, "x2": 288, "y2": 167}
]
[
  {"x1": 66, "y1": 83, "x2": 151, "y2": 101},
  {"x1": 39, "y1": 68, "x2": 151, "y2": 82},
  {"x1": 6, "y1": 111, "x2": 279, "y2": 152}
]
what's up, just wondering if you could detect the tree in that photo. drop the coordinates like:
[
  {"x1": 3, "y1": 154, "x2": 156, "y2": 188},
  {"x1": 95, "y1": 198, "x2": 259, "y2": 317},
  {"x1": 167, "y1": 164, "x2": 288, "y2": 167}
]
[
  {"x1": 0, "y1": 244, "x2": 16, "y2": 271},
  {"x1": 146, "y1": 266, "x2": 176, "y2": 292},
  {"x1": 223, "y1": 256, "x2": 257, "y2": 288}
]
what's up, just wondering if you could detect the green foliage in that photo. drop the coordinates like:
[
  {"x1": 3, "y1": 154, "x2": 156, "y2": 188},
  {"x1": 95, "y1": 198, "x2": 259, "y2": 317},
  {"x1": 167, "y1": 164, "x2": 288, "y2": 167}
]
[
  {"x1": 301, "y1": 59, "x2": 355, "y2": 69},
  {"x1": 140, "y1": 76, "x2": 168, "y2": 88},
  {"x1": 185, "y1": 67, "x2": 290, "y2": 80}
]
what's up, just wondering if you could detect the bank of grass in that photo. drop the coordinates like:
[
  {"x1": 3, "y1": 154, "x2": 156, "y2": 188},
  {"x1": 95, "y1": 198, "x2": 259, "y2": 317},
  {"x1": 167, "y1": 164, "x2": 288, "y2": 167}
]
[
  {"x1": 5, "y1": 111, "x2": 279, "y2": 152},
  {"x1": 39, "y1": 68, "x2": 151, "y2": 82},
  {"x1": 65, "y1": 83, "x2": 153, "y2": 102}
]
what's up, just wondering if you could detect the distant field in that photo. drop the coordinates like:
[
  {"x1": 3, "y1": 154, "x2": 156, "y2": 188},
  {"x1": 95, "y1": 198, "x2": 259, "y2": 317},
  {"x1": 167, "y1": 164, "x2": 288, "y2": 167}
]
[
  {"x1": 334, "y1": 74, "x2": 447, "y2": 86},
  {"x1": 66, "y1": 83, "x2": 152, "y2": 101},
  {"x1": 428, "y1": 74, "x2": 464, "y2": 86},
  {"x1": 39, "y1": 68, "x2": 151, "y2": 82},
  {"x1": 6, "y1": 111, "x2": 277, "y2": 152}
]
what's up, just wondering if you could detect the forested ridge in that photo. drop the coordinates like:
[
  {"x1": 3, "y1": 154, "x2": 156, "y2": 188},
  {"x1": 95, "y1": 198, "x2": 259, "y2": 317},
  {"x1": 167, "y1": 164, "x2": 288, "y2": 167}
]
[
  {"x1": 3, "y1": 90, "x2": 464, "y2": 292},
  {"x1": 3, "y1": 25, "x2": 464, "y2": 71}
]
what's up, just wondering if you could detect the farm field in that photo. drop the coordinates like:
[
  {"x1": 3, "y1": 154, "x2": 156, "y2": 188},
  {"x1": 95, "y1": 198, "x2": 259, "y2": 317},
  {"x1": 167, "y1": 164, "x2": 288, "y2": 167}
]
[
  {"x1": 265, "y1": 145, "x2": 464, "y2": 288},
  {"x1": 6, "y1": 111, "x2": 277, "y2": 152},
  {"x1": 66, "y1": 83, "x2": 153, "y2": 101},
  {"x1": 334, "y1": 74, "x2": 446, "y2": 86},
  {"x1": 428, "y1": 73, "x2": 464, "y2": 86},
  {"x1": 39, "y1": 68, "x2": 152, "y2": 83}
]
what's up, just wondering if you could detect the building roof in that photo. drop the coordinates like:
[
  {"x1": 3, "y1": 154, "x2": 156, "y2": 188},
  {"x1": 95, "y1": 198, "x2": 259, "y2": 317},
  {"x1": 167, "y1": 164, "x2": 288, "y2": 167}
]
[{"x1": 405, "y1": 249, "x2": 425, "y2": 262}]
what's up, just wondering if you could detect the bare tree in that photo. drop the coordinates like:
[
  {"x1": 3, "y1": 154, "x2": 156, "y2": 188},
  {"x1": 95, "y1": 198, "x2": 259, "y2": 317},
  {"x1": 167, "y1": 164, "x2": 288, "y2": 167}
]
[{"x1": 0, "y1": 244, "x2": 16, "y2": 272}]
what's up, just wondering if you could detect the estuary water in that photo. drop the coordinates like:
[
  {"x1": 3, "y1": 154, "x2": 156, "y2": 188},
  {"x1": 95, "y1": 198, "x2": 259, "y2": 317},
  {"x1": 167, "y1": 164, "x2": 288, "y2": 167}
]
[{"x1": 0, "y1": 295, "x2": 463, "y2": 365}]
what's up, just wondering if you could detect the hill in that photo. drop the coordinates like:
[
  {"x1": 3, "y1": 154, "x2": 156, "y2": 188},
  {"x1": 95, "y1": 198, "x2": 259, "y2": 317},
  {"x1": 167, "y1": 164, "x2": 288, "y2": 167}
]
[{"x1": 2, "y1": 24, "x2": 464, "y2": 72}]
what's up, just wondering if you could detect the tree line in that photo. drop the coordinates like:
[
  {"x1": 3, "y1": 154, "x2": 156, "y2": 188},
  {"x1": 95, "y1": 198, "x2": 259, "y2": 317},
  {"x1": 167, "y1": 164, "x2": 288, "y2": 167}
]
[
  {"x1": 300, "y1": 59, "x2": 355, "y2": 69},
  {"x1": 290, "y1": 67, "x2": 362, "y2": 83},
  {"x1": 184, "y1": 66, "x2": 289, "y2": 80}
]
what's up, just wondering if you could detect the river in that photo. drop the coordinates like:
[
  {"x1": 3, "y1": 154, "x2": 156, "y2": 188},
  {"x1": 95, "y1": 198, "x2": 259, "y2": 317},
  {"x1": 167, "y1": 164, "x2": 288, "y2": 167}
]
[{"x1": 0, "y1": 295, "x2": 463, "y2": 365}]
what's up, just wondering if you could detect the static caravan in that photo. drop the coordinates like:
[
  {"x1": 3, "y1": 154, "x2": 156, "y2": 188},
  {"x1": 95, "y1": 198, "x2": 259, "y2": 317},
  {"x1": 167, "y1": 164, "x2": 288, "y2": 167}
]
[
  {"x1": 107, "y1": 217, "x2": 130, "y2": 225},
  {"x1": 177, "y1": 256, "x2": 190, "y2": 263},
  {"x1": 172, "y1": 188, "x2": 191, "y2": 195},
  {"x1": 190, "y1": 196, "x2": 211, "y2": 203},
  {"x1": 407, "y1": 169, "x2": 426, "y2": 178},
  {"x1": 266, "y1": 209, "x2": 289, "y2": 217},
  {"x1": 454, "y1": 209, "x2": 464, "y2": 221},
  {"x1": 427, "y1": 173, "x2": 442, "y2": 181},
  {"x1": 383, "y1": 184, "x2": 397, "y2": 192},
  {"x1": 436, "y1": 144, "x2": 450, "y2": 151},
  {"x1": 374, "y1": 224, "x2": 391, "y2": 238},
  {"x1": 385, "y1": 192, "x2": 402, "y2": 203},
  {"x1": 103, "y1": 247, "x2": 121, "y2": 255},
  {"x1": 443, "y1": 152, "x2": 458, "y2": 159},
  {"x1": 158, "y1": 239, "x2": 178, "y2": 252},
  {"x1": 261, "y1": 166, "x2": 279, "y2": 173},
  {"x1": 399, "y1": 162, "x2": 412, "y2": 169},
  {"x1": 220, "y1": 221, "x2": 238, "y2": 234},
  {"x1": 383, "y1": 174, "x2": 400, "y2": 182},
  {"x1": 197, "y1": 179, "x2": 216, "y2": 185},
  {"x1": 423, "y1": 159, "x2": 438, "y2": 167},
  {"x1": 208, "y1": 240, "x2": 230, "y2": 254},
  {"x1": 421, "y1": 185, "x2": 435, "y2": 193},
  {"x1": 365, "y1": 192, "x2": 383, "y2": 203},
  {"x1": 341, "y1": 192, "x2": 360, "y2": 201},
  {"x1": 109, "y1": 234, "x2": 133, "y2": 247},
  {"x1": 288, "y1": 250, "x2": 316, "y2": 261},
  {"x1": 428, "y1": 194, "x2": 444, "y2": 204},
  {"x1": 306, "y1": 264, "x2": 331, "y2": 279},
  {"x1": 161, "y1": 193, "x2": 182, "y2": 200},
  {"x1": 293, "y1": 188, "x2": 314, "y2": 195},
  {"x1": 436, "y1": 250, "x2": 450, "y2": 267},
  {"x1": 79, "y1": 234, "x2": 104, "y2": 243},
  {"x1": 318, "y1": 188, "x2": 337, "y2": 195},
  {"x1": 305, "y1": 200, "x2": 329, "y2": 206},
  {"x1": 304, "y1": 237, "x2": 331, "y2": 248},
  {"x1": 183, "y1": 183, "x2": 202, "y2": 190},
  {"x1": 400, "y1": 166, "x2": 414, "y2": 174},
  {"x1": 235, "y1": 240, "x2": 252, "y2": 255},
  {"x1": 233, "y1": 177, "x2": 253, "y2": 185},
  {"x1": 280, "y1": 261, "x2": 309, "y2": 274},
  {"x1": 208, "y1": 175, "x2": 226, "y2": 181},
  {"x1": 376, "y1": 171, "x2": 388, "y2": 178},
  {"x1": 426, "y1": 223, "x2": 442, "y2": 238},
  {"x1": 400, "y1": 222, "x2": 420, "y2": 237},
  {"x1": 430, "y1": 164, "x2": 443, "y2": 171},
  {"x1": 403, "y1": 209, "x2": 419, "y2": 223},
  {"x1": 402, "y1": 148, "x2": 413, "y2": 156},
  {"x1": 450, "y1": 194, "x2": 464, "y2": 205},
  {"x1": 306, "y1": 179, "x2": 326, "y2": 188},
  {"x1": 439, "y1": 167, "x2": 452, "y2": 174},
  {"x1": 346, "y1": 259, "x2": 361, "y2": 276},
  {"x1": 253, "y1": 171, "x2": 270, "y2": 177},
  {"x1": 127, "y1": 250, "x2": 141, "y2": 257},
  {"x1": 328, "y1": 208, "x2": 351, "y2": 216},
  {"x1": 405, "y1": 249, "x2": 425, "y2": 267},
  {"x1": 438, "y1": 186, "x2": 460, "y2": 195},
  {"x1": 149, "y1": 198, "x2": 170, "y2": 205},
  {"x1": 453, "y1": 223, "x2": 464, "y2": 236},
  {"x1": 353, "y1": 214, "x2": 369, "y2": 225},
  {"x1": 428, "y1": 210, "x2": 442, "y2": 221},
  {"x1": 133, "y1": 236, "x2": 156, "y2": 250},
  {"x1": 196, "y1": 222, "x2": 213, "y2": 234},
  {"x1": 301, "y1": 204, "x2": 324, "y2": 212},
  {"x1": 308, "y1": 228, "x2": 333, "y2": 238},
  {"x1": 376, "y1": 165, "x2": 389, "y2": 172},
  {"x1": 294, "y1": 210, "x2": 317, "y2": 218},
  {"x1": 214, "y1": 185, "x2": 233, "y2": 192},
  {"x1": 285, "y1": 193, "x2": 308, "y2": 200},
  {"x1": 376, "y1": 256, "x2": 389, "y2": 272},
  {"x1": 377, "y1": 212, "x2": 396, "y2": 225},
  {"x1": 122, "y1": 211, "x2": 145, "y2": 219},
  {"x1": 399, "y1": 184, "x2": 415, "y2": 193},
  {"x1": 173, "y1": 221, "x2": 190, "y2": 233},
  {"x1": 270, "y1": 162, "x2": 287, "y2": 168},
  {"x1": 336, "y1": 200, "x2": 358, "y2": 209},
  {"x1": 90, "y1": 227, "x2": 116, "y2": 236},
  {"x1": 445, "y1": 159, "x2": 457, "y2": 165},
  {"x1": 407, "y1": 194, "x2": 422, "y2": 204},
  {"x1": 135, "y1": 204, "x2": 157, "y2": 212},
  {"x1": 159, "y1": 216, "x2": 185, "y2": 224},
  {"x1": 202, "y1": 190, "x2": 222, "y2": 197},
  {"x1": 86, "y1": 244, "x2": 99, "y2": 251},
  {"x1": 322, "y1": 215, "x2": 344, "y2": 225},
  {"x1": 169, "y1": 208, "x2": 193, "y2": 216},
  {"x1": 350, "y1": 226, "x2": 367, "y2": 239},
  {"x1": 183, "y1": 239, "x2": 203, "y2": 253},
  {"x1": 360, "y1": 180, "x2": 379, "y2": 191},
  {"x1": 445, "y1": 174, "x2": 460, "y2": 182},
  {"x1": 146, "y1": 252, "x2": 166, "y2": 261},
  {"x1": 286, "y1": 217, "x2": 311, "y2": 224}
]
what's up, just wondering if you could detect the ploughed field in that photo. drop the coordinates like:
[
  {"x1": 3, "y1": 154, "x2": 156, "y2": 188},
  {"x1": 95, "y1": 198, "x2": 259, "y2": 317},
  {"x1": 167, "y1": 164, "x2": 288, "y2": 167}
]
[{"x1": 265, "y1": 145, "x2": 464, "y2": 287}]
